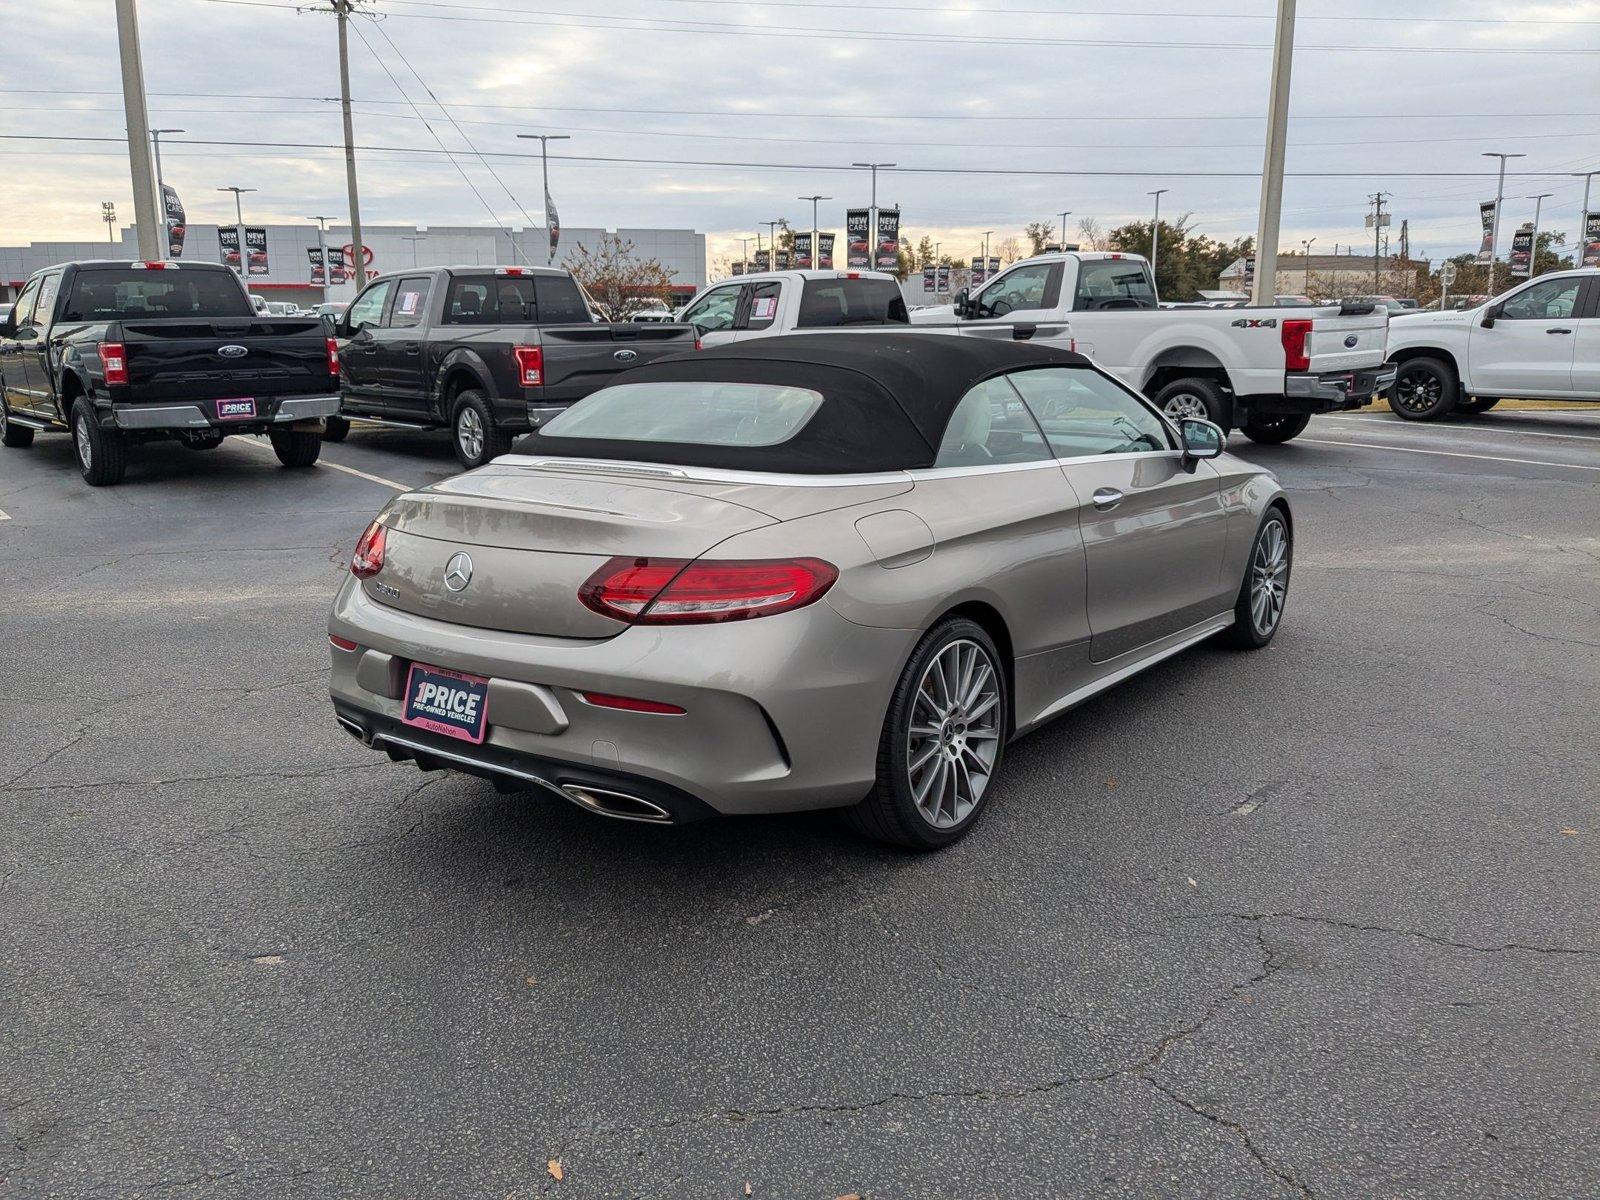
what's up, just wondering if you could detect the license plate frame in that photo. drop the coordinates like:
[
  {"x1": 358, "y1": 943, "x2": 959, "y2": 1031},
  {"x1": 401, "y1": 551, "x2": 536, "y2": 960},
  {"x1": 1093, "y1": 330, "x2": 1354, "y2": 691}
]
[
  {"x1": 215, "y1": 397, "x2": 258, "y2": 421},
  {"x1": 401, "y1": 662, "x2": 490, "y2": 744}
]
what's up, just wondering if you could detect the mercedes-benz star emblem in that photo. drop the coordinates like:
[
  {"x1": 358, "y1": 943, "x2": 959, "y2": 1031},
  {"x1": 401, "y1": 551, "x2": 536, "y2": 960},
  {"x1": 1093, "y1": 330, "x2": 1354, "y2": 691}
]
[{"x1": 443, "y1": 551, "x2": 473, "y2": 592}]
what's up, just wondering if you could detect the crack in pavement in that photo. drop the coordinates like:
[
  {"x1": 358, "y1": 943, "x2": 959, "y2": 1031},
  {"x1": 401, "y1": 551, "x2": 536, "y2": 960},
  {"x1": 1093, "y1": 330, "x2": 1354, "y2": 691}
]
[
  {"x1": 1470, "y1": 603, "x2": 1600, "y2": 651},
  {"x1": 1182, "y1": 910, "x2": 1597, "y2": 957}
]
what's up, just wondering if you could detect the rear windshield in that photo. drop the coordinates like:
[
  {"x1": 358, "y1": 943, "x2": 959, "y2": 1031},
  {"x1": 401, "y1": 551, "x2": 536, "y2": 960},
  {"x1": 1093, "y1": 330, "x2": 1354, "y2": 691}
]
[
  {"x1": 796, "y1": 277, "x2": 910, "y2": 328},
  {"x1": 61, "y1": 269, "x2": 252, "y2": 321},
  {"x1": 541, "y1": 382, "x2": 823, "y2": 447},
  {"x1": 1072, "y1": 259, "x2": 1158, "y2": 311},
  {"x1": 443, "y1": 273, "x2": 591, "y2": 325}
]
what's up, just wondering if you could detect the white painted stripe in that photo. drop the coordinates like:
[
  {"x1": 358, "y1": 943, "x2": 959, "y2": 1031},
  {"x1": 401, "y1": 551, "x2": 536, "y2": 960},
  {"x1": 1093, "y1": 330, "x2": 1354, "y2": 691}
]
[
  {"x1": 1298, "y1": 437, "x2": 1600, "y2": 473},
  {"x1": 0, "y1": 508, "x2": 10, "y2": 521},
  {"x1": 231, "y1": 436, "x2": 413, "y2": 491},
  {"x1": 1325, "y1": 414, "x2": 1600, "y2": 443}
]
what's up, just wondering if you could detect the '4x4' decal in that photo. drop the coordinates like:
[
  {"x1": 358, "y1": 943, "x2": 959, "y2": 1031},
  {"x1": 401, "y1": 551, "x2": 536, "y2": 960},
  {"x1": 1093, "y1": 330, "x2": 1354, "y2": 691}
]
[{"x1": 1231, "y1": 317, "x2": 1279, "y2": 328}]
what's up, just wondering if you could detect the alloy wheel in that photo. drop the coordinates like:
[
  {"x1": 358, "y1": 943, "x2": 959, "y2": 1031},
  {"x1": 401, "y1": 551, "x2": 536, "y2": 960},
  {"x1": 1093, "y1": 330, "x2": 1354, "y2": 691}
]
[
  {"x1": 1162, "y1": 393, "x2": 1209, "y2": 421},
  {"x1": 1250, "y1": 518, "x2": 1289, "y2": 636},
  {"x1": 74, "y1": 414, "x2": 92, "y2": 470},
  {"x1": 457, "y1": 406, "x2": 484, "y2": 461},
  {"x1": 1393, "y1": 368, "x2": 1441, "y2": 415},
  {"x1": 907, "y1": 638, "x2": 1002, "y2": 829}
]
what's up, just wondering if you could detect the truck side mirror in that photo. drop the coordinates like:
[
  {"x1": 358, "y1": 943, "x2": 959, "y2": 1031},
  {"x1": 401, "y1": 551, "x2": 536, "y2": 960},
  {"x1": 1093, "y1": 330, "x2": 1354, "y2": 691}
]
[
  {"x1": 0, "y1": 315, "x2": 14, "y2": 338},
  {"x1": 1480, "y1": 301, "x2": 1502, "y2": 329},
  {"x1": 952, "y1": 287, "x2": 970, "y2": 317}
]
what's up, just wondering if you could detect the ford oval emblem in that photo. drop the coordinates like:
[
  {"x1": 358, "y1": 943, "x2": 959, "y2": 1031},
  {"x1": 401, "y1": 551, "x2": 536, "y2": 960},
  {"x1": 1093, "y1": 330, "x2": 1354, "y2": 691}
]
[
  {"x1": 1343, "y1": 334, "x2": 1359, "y2": 349},
  {"x1": 613, "y1": 348, "x2": 639, "y2": 363},
  {"x1": 218, "y1": 344, "x2": 249, "y2": 358}
]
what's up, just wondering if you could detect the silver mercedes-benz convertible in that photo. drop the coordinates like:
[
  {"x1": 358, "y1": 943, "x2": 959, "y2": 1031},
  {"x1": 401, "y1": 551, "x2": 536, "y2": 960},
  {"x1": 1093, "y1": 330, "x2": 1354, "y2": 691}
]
[{"x1": 328, "y1": 334, "x2": 1291, "y2": 849}]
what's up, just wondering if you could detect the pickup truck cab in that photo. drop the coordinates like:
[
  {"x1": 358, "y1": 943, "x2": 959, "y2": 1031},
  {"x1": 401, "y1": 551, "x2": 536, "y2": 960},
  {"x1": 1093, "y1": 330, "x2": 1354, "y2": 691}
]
[
  {"x1": 678, "y1": 270, "x2": 911, "y2": 346},
  {"x1": 331, "y1": 266, "x2": 697, "y2": 468},
  {"x1": 914, "y1": 252, "x2": 1394, "y2": 444},
  {"x1": 1385, "y1": 268, "x2": 1600, "y2": 419},
  {"x1": 0, "y1": 260, "x2": 339, "y2": 486}
]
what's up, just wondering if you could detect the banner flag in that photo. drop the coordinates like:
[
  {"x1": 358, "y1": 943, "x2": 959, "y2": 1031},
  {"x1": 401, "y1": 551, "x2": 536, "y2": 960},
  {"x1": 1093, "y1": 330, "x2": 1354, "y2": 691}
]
[
  {"x1": 244, "y1": 227, "x2": 269, "y2": 276},
  {"x1": 793, "y1": 232, "x2": 813, "y2": 269},
  {"x1": 971, "y1": 255, "x2": 985, "y2": 287},
  {"x1": 162, "y1": 185, "x2": 186, "y2": 258},
  {"x1": 754, "y1": 248, "x2": 770, "y2": 272},
  {"x1": 326, "y1": 246, "x2": 348, "y2": 284},
  {"x1": 936, "y1": 264, "x2": 949, "y2": 291},
  {"x1": 818, "y1": 232, "x2": 836, "y2": 269},
  {"x1": 875, "y1": 208, "x2": 901, "y2": 271},
  {"x1": 546, "y1": 190, "x2": 560, "y2": 255},
  {"x1": 307, "y1": 246, "x2": 325, "y2": 285},
  {"x1": 776, "y1": 249, "x2": 791, "y2": 270},
  {"x1": 1509, "y1": 224, "x2": 1534, "y2": 277},
  {"x1": 1476, "y1": 201, "x2": 1496, "y2": 264},
  {"x1": 1582, "y1": 211, "x2": 1600, "y2": 268},
  {"x1": 846, "y1": 209, "x2": 870, "y2": 268},
  {"x1": 922, "y1": 266, "x2": 935, "y2": 289},
  {"x1": 731, "y1": 262, "x2": 745, "y2": 276},
  {"x1": 218, "y1": 227, "x2": 242, "y2": 273}
]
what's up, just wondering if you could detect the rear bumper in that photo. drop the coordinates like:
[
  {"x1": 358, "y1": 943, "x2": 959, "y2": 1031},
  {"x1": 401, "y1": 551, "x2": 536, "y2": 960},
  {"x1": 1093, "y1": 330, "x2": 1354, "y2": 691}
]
[
  {"x1": 111, "y1": 393, "x2": 340, "y2": 431},
  {"x1": 1281, "y1": 365, "x2": 1396, "y2": 411}
]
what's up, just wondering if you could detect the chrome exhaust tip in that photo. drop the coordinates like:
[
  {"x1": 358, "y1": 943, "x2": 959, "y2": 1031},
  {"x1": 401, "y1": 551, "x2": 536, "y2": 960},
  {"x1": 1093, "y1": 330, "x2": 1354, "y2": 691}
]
[
  {"x1": 560, "y1": 784, "x2": 674, "y2": 824},
  {"x1": 337, "y1": 715, "x2": 369, "y2": 742}
]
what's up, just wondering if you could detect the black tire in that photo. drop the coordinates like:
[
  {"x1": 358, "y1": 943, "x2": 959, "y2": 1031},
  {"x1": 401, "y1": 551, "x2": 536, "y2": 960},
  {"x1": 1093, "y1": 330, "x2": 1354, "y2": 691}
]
[
  {"x1": 1456, "y1": 396, "x2": 1499, "y2": 415},
  {"x1": 1153, "y1": 377, "x2": 1230, "y2": 428},
  {"x1": 842, "y1": 617, "x2": 1008, "y2": 851},
  {"x1": 0, "y1": 398, "x2": 34, "y2": 448},
  {"x1": 323, "y1": 415, "x2": 351, "y2": 443},
  {"x1": 1388, "y1": 356, "x2": 1458, "y2": 420},
  {"x1": 269, "y1": 427, "x2": 322, "y2": 468},
  {"x1": 451, "y1": 389, "x2": 510, "y2": 470},
  {"x1": 70, "y1": 398, "x2": 127, "y2": 486},
  {"x1": 1223, "y1": 505, "x2": 1292, "y2": 650},
  {"x1": 1241, "y1": 412, "x2": 1311, "y2": 444}
]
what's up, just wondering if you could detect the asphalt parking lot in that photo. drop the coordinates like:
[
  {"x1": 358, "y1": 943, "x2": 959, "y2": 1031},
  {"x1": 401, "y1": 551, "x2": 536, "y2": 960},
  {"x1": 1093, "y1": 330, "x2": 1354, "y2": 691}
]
[{"x1": 2, "y1": 407, "x2": 1596, "y2": 1199}]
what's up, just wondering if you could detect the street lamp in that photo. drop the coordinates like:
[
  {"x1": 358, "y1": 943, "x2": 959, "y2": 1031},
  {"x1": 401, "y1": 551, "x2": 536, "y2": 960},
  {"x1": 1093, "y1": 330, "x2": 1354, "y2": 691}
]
[
  {"x1": 1058, "y1": 210, "x2": 1072, "y2": 249},
  {"x1": 307, "y1": 215, "x2": 337, "y2": 303},
  {"x1": 981, "y1": 230, "x2": 994, "y2": 268},
  {"x1": 217, "y1": 185, "x2": 255, "y2": 276},
  {"x1": 1481, "y1": 152, "x2": 1525, "y2": 282},
  {"x1": 1574, "y1": 170, "x2": 1599, "y2": 267},
  {"x1": 798, "y1": 194, "x2": 830, "y2": 269},
  {"x1": 149, "y1": 128, "x2": 183, "y2": 209},
  {"x1": 764, "y1": 219, "x2": 782, "y2": 268},
  {"x1": 517, "y1": 133, "x2": 571, "y2": 264},
  {"x1": 740, "y1": 237, "x2": 751, "y2": 274},
  {"x1": 1301, "y1": 237, "x2": 1315, "y2": 295},
  {"x1": 1148, "y1": 188, "x2": 1169, "y2": 283},
  {"x1": 851, "y1": 162, "x2": 895, "y2": 255},
  {"x1": 1526, "y1": 192, "x2": 1553, "y2": 277}
]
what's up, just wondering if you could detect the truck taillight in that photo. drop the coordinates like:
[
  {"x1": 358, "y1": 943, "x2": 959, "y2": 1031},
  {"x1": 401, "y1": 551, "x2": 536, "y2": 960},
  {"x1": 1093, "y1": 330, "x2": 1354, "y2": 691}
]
[
  {"x1": 326, "y1": 336, "x2": 340, "y2": 376},
  {"x1": 1281, "y1": 319, "x2": 1312, "y2": 373},
  {"x1": 496, "y1": 267, "x2": 526, "y2": 277},
  {"x1": 131, "y1": 261, "x2": 171, "y2": 270},
  {"x1": 350, "y1": 520, "x2": 386, "y2": 578},
  {"x1": 513, "y1": 345, "x2": 543, "y2": 387},
  {"x1": 99, "y1": 342, "x2": 128, "y2": 385}
]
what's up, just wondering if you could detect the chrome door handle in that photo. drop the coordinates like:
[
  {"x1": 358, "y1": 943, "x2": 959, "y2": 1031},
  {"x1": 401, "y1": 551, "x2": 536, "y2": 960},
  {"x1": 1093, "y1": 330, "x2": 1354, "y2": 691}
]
[
  {"x1": 1092, "y1": 487, "x2": 1124, "y2": 511},
  {"x1": 1547, "y1": 328, "x2": 1572, "y2": 335}
]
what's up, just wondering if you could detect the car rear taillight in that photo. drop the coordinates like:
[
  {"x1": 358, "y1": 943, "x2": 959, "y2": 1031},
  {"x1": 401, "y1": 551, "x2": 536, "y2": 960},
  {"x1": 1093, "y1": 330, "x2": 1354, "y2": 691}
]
[
  {"x1": 326, "y1": 336, "x2": 340, "y2": 376},
  {"x1": 579, "y1": 691, "x2": 686, "y2": 715},
  {"x1": 579, "y1": 556, "x2": 838, "y2": 625},
  {"x1": 99, "y1": 342, "x2": 128, "y2": 386},
  {"x1": 1282, "y1": 318, "x2": 1313, "y2": 373},
  {"x1": 351, "y1": 520, "x2": 386, "y2": 577},
  {"x1": 513, "y1": 345, "x2": 543, "y2": 386}
]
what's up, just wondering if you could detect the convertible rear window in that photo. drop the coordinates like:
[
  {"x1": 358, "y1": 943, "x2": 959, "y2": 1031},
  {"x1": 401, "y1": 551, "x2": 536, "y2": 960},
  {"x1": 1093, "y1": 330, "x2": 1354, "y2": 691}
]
[
  {"x1": 61, "y1": 269, "x2": 252, "y2": 321},
  {"x1": 540, "y1": 381, "x2": 824, "y2": 447}
]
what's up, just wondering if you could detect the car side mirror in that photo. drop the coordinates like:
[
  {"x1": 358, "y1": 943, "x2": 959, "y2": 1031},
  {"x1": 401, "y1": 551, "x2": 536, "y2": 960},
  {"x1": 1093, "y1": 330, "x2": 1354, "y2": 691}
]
[
  {"x1": 1179, "y1": 417, "x2": 1225, "y2": 470},
  {"x1": 1480, "y1": 301, "x2": 1501, "y2": 328},
  {"x1": 0, "y1": 315, "x2": 14, "y2": 338}
]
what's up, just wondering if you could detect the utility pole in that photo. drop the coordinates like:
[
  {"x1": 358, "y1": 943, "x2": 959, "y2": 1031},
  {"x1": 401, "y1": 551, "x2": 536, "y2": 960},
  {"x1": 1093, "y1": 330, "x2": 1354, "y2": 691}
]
[
  {"x1": 307, "y1": 215, "x2": 337, "y2": 304},
  {"x1": 114, "y1": 0, "x2": 162, "y2": 259},
  {"x1": 102, "y1": 201, "x2": 118, "y2": 244},
  {"x1": 764, "y1": 219, "x2": 782, "y2": 268},
  {"x1": 1574, "y1": 170, "x2": 1598, "y2": 267},
  {"x1": 1250, "y1": 0, "x2": 1295, "y2": 306},
  {"x1": 798, "y1": 194, "x2": 830, "y2": 269},
  {"x1": 517, "y1": 133, "x2": 572, "y2": 264},
  {"x1": 739, "y1": 237, "x2": 751, "y2": 273},
  {"x1": 1368, "y1": 191, "x2": 1390, "y2": 294},
  {"x1": 1058, "y1": 210, "x2": 1072, "y2": 249},
  {"x1": 1148, "y1": 189, "x2": 1168, "y2": 286},
  {"x1": 852, "y1": 162, "x2": 895, "y2": 254},
  {"x1": 981, "y1": 230, "x2": 994, "y2": 271},
  {"x1": 1526, "y1": 192, "x2": 1553, "y2": 277},
  {"x1": 1301, "y1": 237, "x2": 1315, "y2": 295},
  {"x1": 1482, "y1": 151, "x2": 1525, "y2": 291}
]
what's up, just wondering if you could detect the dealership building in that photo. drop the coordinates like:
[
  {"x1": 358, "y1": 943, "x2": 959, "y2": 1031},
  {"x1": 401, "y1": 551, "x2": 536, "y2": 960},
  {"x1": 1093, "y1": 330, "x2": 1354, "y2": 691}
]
[{"x1": 0, "y1": 223, "x2": 707, "y2": 308}]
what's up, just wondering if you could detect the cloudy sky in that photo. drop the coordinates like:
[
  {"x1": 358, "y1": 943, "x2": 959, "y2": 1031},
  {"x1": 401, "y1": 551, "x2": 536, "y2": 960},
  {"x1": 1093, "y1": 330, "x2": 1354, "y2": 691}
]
[{"x1": 4, "y1": 0, "x2": 1598, "y2": 268}]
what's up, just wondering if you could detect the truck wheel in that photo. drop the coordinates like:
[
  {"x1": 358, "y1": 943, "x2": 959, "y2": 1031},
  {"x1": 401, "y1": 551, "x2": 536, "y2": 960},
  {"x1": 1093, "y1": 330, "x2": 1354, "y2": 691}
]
[
  {"x1": 1388, "y1": 357, "x2": 1458, "y2": 420},
  {"x1": 1153, "y1": 377, "x2": 1229, "y2": 428},
  {"x1": 323, "y1": 415, "x2": 351, "y2": 443},
  {"x1": 1457, "y1": 397, "x2": 1499, "y2": 415},
  {"x1": 71, "y1": 398, "x2": 127, "y2": 486},
  {"x1": 269, "y1": 427, "x2": 323, "y2": 468},
  {"x1": 452, "y1": 390, "x2": 510, "y2": 470},
  {"x1": 1241, "y1": 413, "x2": 1311, "y2": 444},
  {"x1": 0, "y1": 399, "x2": 34, "y2": 448}
]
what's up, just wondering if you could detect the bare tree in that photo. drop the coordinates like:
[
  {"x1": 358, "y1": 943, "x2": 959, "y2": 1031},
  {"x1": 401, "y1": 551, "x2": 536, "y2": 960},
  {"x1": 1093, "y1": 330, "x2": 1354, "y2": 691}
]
[
  {"x1": 1024, "y1": 220, "x2": 1057, "y2": 254},
  {"x1": 996, "y1": 236, "x2": 1024, "y2": 265},
  {"x1": 1076, "y1": 217, "x2": 1107, "y2": 251},
  {"x1": 566, "y1": 234, "x2": 676, "y2": 321}
]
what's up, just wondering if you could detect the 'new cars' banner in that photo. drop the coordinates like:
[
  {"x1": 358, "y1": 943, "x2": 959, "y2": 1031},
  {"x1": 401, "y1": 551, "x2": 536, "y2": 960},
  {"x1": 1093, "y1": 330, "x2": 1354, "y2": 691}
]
[
  {"x1": 245, "y1": 227, "x2": 269, "y2": 276},
  {"x1": 923, "y1": 266, "x2": 935, "y2": 290},
  {"x1": 731, "y1": 262, "x2": 745, "y2": 276},
  {"x1": 936, "y1": 264, "x2": 949, "y2": 291},
  {"x1": 1476, "y1": 201, "x2": 1496, "y2": 264},
  {"x1": 971, "y1": 256, "x2": 986, "y2": 287},
  {"x1": 875, "y1": 208, "x2": 900, "y2": 271},
  {"x1": 1509, "y1": 224, "x2": 1534, "y2": 277},
  {"x1": 818, "y1": 232, "x2": 835, "y2": 269},
  {"x1": 218, "y1": 227, "x2": 242, "y2": 273},
  {"x1": 326, "y1": 246, "x2": 348, "y2": 284},
  {"x1": 776, "y1": 250, "x2": 791, "y2": 270},
  {"x1": 988, "y1": 256, "x2": 1001, "y2": 277},
  {"x1": 162, "y1": 185, "x2": 186, "y2": 258},
  {"x1": 1582, "y1": 211, "x2": 1600, "y2": 268},
  {"x1": 793, "y1": 232, "x2": 813, "y2": 269},
  {"x1": 307, "y1": 246, "x2": 325, "y2": 284},
  {"x1": 754, "y1": 248, "x2": 770, "y2": 272},
  {"x1": 846, "y1": 209, "x2": 870, "y2": 268}
]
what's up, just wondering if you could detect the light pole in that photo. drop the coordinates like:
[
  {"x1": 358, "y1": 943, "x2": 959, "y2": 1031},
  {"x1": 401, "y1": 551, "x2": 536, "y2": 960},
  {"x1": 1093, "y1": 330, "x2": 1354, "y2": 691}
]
[
  {"x1": 852, "y1": 162, "x2": 895, "y2": 255},
  {"x1": 798, "y1": 194, "x2": 830, "y2": 269},
  {"x1": 1058, "y1": 210, "x2": 1072, "y2": 249},
  {"x1": 1482, "y1": 151, "x2": 1525, "y2": 288},
  {"x1": 1301, "y1": 237, "x2": 1315, "y2": 295},
  {"x1": 1148, "y1": 189, "x2": 1168, "y2": 286},
  {"x1": 401, "y1": 234, "x2": 426, "y2": 267},
  {"x1": 740, "y1": 237, "x2": 751, "y2": 273},
  {"x1": 981, "y1": 230, "x2": 994, "y2": 270},
  {"x1": 1575, "y1": 170, "x2": 1599, "y2": 267},
  {"x1": 764, "y1": 220, "x2": 782, "y2": 268},
  {"x1": 1526, "y1": 192, "x2": 1553, "y2": 277},
  {"x1": 517, "y1": 133, "x2": 571, "y2": 264},
  {"x1": 218, "y1": 185, "x2": 255, "y2": 278},
  {"x1": 307, "y1": 215, "x2": 337, "y2": 304},
  {"x1": 102, "y1": 201, "x2": 118, "y2": 244},
  {"x1": 149, "y1": 128, "x2": 182, "y2": 201},
  {"x1": 114, "y1": 0, "x2": 162, "y2": 259},
  {"x1": 1250, "y1": 0, "x2": 1295, "y2": 306}
]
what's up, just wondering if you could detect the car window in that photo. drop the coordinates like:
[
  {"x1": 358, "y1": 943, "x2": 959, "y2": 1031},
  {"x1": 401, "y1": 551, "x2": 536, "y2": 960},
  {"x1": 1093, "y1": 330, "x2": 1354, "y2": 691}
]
[
  {"x1": 1007, "y1": 367, "x2": 1172, "y2": 457},
  {"x1": 681, "y1": 284, "x2": 742, "y2": 332},
  {"x1": 388, "y1": 276, "x2": 432, "y2": 329},
  {"x1": 1072, "y1": 259, "x2": 1158, "y2": 311},
  {"x1": 59, "y1": 269, "x2": 251, "y2": 322},
  {"x1": 933, "y1": 377, "x2": 1052, "y2": 468},
  {"x1": 8, "y1": 278, "x2": 41, "y2": 328},
  {"x1": 744, "y1": 281, "x2": 782, "y2": 331},
  {"x1": 541, "y1": 381, "x2": 823, "y2": 446},
  {"x1": 1499, "y1": 278, "x2": 1582, "y2": 320},
  {"x1": 973, "y1": 263, "x2": 1061, "y2": 318},
  {"x1": 443, "y1": 279, "x2": 501, "y2": 324},
  {"x1": 346, "y1": 279, "x2": 394, "y2": 332},
  {"x1": 33, "y1": 274, "x2": 62, "y2": 324},
  {"x1": 796, "y1": 277, "x2": 909, "y2": 327},
  {"x1": 534, "y1": 274, "x2": 590, "y2": 324}
]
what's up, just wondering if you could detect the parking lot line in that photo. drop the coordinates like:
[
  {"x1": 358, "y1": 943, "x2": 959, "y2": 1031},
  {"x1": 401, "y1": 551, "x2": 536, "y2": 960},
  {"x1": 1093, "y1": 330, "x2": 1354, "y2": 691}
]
[
  {"x1": 232, "y1": 437, "x2": 413, "y2": 491},
  {"x1": 1298, "y1": 437, "x2": 1600, "y2": 473},
  {"x1": 0, "y1": 508, "x2": 10, "y2": 521},
  {"x1": 1326, "y1": 414, "x2": 1600, "y2": 443}
]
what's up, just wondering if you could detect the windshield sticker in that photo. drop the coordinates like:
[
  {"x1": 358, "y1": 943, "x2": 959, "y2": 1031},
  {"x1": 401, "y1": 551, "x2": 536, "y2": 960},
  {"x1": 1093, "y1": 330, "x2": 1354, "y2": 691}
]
[
  {"x1": 751, "y1": 296, "x2": 777, "y2": 321},
  {"x1": 399, "y1": 290, "x2": 422, "y2": 315}
]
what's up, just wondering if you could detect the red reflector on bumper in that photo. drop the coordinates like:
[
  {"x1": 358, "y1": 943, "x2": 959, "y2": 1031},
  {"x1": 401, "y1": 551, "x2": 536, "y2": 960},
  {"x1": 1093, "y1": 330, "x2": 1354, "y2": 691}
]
[
  {"x1": 329, "y1": 635, "x2": 359, "y2": 651},
  {"x1": 579, "y1": 691, "x2": 686, "y2": 715}
]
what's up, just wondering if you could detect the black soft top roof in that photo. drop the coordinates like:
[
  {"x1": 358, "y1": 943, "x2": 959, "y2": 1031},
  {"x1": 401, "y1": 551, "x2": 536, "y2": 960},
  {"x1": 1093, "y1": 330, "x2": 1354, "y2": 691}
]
[{"x1": 516, "y1": 333, "x2": 1093, "y2": 474}]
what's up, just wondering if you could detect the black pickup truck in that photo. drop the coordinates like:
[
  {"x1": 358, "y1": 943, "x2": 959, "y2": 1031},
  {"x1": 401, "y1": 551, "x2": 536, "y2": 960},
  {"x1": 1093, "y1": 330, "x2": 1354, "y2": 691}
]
[
  {"x1": 328, "y1": 266, "x2": 697, "y2": 468},
  {"x1": 0, "y1": 260, "x2": 339, "y2": 486}
]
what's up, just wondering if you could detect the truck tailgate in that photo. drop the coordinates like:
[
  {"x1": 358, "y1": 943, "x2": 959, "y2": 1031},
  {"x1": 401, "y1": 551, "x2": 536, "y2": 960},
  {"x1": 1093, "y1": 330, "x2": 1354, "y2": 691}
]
[
  {"x1": 536, "y1": 323, "x2": 696, "y2": 402},
  {"x1": 1305, "y1": 309, "x2": 1388, "y2": 374},
  {"x1": 119, "y1": 319, "x2": 332, "y2": 403}
]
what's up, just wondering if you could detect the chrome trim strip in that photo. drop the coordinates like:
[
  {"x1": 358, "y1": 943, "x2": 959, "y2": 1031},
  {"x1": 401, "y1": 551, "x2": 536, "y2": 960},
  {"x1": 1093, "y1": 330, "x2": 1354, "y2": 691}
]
[
  {"x1": 1027, "y1": 615, "x2": 1234, "y2": 728},
  {"x1": 272, "y1": 395, "x2": 341, "y2": 421},
  {"x1": 5, "y1": 413, "x2": 49, "y2": 429},
  {"x1": 112, "y1": 404, "x2": 213, "y2": 430}
]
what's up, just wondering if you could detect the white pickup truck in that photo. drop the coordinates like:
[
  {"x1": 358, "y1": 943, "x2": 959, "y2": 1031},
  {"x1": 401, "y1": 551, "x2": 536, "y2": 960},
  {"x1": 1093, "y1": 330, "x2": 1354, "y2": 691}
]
[
  {"x1": 912, "y1": 251, "x2": 1394, "y2": 444},
  {"x1": 1385, "y1": 267, "x2": 1599, "y2": 419}
]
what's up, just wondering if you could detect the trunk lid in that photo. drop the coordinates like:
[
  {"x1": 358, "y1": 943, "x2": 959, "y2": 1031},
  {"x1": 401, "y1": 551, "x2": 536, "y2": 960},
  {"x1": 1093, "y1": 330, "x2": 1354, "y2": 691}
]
[
  {"x1": 119, "y1": 318, "x2": 331, "y2": 402},
  {"x1": 533, "y1": 323, "x2": 696, "y2": 403},
  {"x1": 1304, "y1": 308, "x2": 1389, "y2": 374}
]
